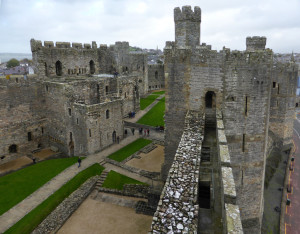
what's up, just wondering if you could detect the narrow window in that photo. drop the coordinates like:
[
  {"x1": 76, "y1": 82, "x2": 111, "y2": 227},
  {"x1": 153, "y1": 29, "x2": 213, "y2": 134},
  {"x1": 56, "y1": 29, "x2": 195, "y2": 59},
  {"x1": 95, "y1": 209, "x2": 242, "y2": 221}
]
[
  {"x1": 276, "y1": 100, "x2": 279, "y2": 107},
  {"x1": 68, "y1": 69, "x2": 70, "y2": 75},
  {"x1": 89, "y1": 129, "x2": 91, "y2": 137},
  {"x1": 70, "y1": 132, "x2": 73, "y2": 141},
  {"x1": 105, "y1": 86, "x2": 109, "y2": 95},
  {"x1": 68, "y1": 108, "x2": 71, "y2": 116},
  {"x1": 125, "y1": 92, "x2": 127, "y2": 98},
  {"x1": 106, "y1": 109, "x2": 109, "y2": 119},
  {"x1": 241, "y1": 170, "x2": 244, "y2": 186},
  {"x1": 242, "y1": 134, "x2": 246, "y2": 152},
  {"x1": 41, "y1": 127, "x2": 44, "y2": 134},
  {"x1": 278, "y1": 84, "x2": 280, "y2": 94},
  {"x1": 76, "y1": 118, "x2": 79, "y2": 124},
  {"x1": 55, "y1": 61, "x2": 62, "y2": 76},
  {"x1": 16, "y1": 78, "x2": 18, "y2": 83},
  {"x1": 45, "y1": 62, "x2": 48, "y2": 76},
  {"x1": 46, "y1": 85, "x2": 49, "y2": 92},
  {"x1": 149, "y1": 86, "x2": 151, "y2": 89},
  {"x1": 28, "y1": 132, "x2": 32, "y2": 141},
  {"x1": 155, "y1": 71, "x2": 158, "y2": 79},
  {"x1": 245, "y1": 96, "x2": 248, "y2": 116},
  {"x1": 273, "y1": 82, "x2": 276, "y2": 88}
]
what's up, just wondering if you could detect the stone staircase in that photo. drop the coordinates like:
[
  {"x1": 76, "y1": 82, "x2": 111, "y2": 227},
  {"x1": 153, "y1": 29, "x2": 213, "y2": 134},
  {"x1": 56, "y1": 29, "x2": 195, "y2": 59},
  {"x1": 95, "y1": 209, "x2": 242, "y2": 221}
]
[{"x1": 94, "y1": 169, "x2": 109, "y2": 191}]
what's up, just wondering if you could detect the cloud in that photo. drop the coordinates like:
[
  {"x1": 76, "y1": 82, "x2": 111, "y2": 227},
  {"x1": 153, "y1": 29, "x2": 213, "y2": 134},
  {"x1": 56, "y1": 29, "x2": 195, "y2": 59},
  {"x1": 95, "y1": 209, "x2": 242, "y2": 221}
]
[{"x1": 0, "y1": 0, "x2": 299, "y2": 53}]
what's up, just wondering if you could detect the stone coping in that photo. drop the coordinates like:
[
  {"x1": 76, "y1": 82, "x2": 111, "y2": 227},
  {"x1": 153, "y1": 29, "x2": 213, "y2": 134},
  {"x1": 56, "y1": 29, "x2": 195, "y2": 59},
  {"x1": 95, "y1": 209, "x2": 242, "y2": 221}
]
[
  {"x1": 225, "y1": 203, "x2": 243, "y2": 234},
  {"x1": 217, "y1": 119, "x2": 224, "y2": 129},
  {"x1": 221, "y1": 167, "x2": 237, "y2": 203},
  {"x1": 219, "y1": 144, "x2": 231, "y2": 166},
  {"x1": 218, "y1": 129, "x2": 227, "y2": 144}
]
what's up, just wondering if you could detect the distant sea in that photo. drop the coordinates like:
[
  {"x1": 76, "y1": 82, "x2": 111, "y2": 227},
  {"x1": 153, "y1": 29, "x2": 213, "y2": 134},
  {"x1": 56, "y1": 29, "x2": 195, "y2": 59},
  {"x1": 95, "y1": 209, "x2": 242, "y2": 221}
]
[{"x1": 0, "y1": 53, "x2": 32, "y2": 63}]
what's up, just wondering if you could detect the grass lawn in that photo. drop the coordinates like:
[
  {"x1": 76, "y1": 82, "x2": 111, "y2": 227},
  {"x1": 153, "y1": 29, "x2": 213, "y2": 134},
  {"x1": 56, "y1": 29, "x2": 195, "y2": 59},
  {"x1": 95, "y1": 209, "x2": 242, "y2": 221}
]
[
  {"x1": 108, "y1": 138, "x2": 152, "y2": 162},
  {"x1": 0, "y1": 157, "x2": 81, "y2": 216},
  {"x1": 5, "y1": 164, "x2": 104, "y2": 234},
  {"x1": 137, "y1": 97, "x2": 165, "y2": 127},
  {"x1": 102, "y1": 170, "x2": 146, "y2": 190},
  {"x1": 152, "y1": 91, "x2": 165, "y2": 95},
  {"x1": 140, "y1": 94, "x2": 159, "y2": 110}
]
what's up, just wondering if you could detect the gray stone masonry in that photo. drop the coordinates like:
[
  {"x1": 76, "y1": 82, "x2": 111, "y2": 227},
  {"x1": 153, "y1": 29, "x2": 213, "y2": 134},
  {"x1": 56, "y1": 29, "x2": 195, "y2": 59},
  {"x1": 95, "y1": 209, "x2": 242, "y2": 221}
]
[
  {"x1": 151, "y1": 111, "x2": 204, "y2": 233},
  {"x1": 163, "y1": 5, "x2": 298, "y2": 233}
]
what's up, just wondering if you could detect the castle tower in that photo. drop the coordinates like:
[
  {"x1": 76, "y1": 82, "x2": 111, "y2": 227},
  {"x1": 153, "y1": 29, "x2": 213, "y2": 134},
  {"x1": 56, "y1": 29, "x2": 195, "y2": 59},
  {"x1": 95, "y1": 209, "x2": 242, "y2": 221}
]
[{"x1": 174, "y1": 6, "x2": 201, "y2": 48}]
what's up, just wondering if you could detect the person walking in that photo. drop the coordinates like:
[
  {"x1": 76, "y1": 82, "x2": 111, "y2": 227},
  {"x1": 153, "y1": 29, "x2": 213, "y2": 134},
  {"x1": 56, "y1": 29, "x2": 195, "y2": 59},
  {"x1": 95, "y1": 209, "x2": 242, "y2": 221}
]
[
  {"x1": 78, "y1": 157, "x2": 82, "y2": 168},
  {"x1": 147, "y1": 128, "x2": 150, "y2": 136},
  {"x1": 131, "y1": 128, "x2": 135, "y2": 135}
]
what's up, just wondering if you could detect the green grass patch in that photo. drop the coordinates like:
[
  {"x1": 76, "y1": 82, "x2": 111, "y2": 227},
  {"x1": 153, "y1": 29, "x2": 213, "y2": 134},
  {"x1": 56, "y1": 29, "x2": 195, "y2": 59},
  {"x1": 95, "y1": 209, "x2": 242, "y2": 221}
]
[
  {"x1": 140, "y1": 94, "x2": 159, "y2": 110},
  {"x1": 137, "y1": 97, "x2": 165, "y2": 127},
  {"x1": 102, "y1": 170, "x2": 146, "y2": 190},
  {"x1": 0, "y1": 157, "x2": 81, "y2": 216},
  {"x1": 108, "y1": 138, "x2": 152, "y2": 162},
  {"x1": 152, "y1": 91, "x2": 165, "y2": 95},
  {"x1": 5, "y1": 163, "x2": 104, "y2": 234}
]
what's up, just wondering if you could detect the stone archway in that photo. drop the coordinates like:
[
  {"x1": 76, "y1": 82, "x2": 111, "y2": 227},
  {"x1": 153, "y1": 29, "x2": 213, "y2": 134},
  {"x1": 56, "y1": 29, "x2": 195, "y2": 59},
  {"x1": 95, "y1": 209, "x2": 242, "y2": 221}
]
[{"x1": 112, "y1": 131, "x2": 117, "y2": 143}]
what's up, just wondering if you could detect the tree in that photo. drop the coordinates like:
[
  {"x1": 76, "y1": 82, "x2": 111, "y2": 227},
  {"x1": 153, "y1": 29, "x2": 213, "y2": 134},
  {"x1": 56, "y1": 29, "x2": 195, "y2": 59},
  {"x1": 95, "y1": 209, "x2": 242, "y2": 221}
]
[{"x1": 7, "y1": 58, "x2": 20, "y2": 68}]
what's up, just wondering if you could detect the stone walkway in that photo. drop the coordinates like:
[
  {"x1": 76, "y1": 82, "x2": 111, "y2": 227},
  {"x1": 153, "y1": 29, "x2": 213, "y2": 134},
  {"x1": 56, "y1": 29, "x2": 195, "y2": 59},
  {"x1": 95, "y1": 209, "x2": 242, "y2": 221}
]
[{"x1": 0, "y1": 93, "x2": 166, "y2": 233}]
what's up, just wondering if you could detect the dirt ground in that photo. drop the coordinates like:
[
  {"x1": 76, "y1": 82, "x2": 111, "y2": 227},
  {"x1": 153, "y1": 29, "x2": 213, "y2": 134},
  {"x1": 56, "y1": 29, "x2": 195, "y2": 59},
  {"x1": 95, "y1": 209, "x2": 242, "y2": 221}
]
[
  {"x1": 58, "y1": 197, "x2": 152, "y2": 234},
  {"x1": 0, "y1": 156, "x2": 32, "y2": 174},
  {"x1": 33, "y1": 148, "x2": 56, "y2": 160},
  {"x1": 125, "y1": 145, "x2": 164, "y2": 172}
]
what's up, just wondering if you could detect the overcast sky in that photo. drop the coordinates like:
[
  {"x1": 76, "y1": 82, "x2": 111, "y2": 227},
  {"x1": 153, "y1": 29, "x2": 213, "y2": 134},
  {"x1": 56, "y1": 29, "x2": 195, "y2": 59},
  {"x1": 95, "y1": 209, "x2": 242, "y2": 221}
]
[{"x1": 0, "y1": 0, "x2": 300, "y2": 53}]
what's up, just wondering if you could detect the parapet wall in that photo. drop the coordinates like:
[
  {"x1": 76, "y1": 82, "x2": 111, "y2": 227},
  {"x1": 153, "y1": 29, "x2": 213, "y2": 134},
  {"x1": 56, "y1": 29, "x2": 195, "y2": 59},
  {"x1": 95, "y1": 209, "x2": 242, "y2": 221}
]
[
  {"x1": 216, "y1": 109, "x2": 243, "y2": 234},
  {"x1": 150, "y1": 110, "x2": 204, "y2": 233}
]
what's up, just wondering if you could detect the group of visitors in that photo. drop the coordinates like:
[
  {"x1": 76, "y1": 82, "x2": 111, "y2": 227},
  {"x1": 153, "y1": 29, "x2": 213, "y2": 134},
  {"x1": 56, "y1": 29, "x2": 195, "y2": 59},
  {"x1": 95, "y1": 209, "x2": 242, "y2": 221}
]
[{"x1": 129, "y1": 111, "x2": 136, "y2": 118}]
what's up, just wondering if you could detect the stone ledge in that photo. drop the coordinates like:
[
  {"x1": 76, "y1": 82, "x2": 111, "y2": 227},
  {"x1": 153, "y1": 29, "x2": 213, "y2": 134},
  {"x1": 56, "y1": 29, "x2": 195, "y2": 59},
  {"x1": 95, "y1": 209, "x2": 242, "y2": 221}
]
[
  {"x1": 221, "y1": 167, "x2": 237, "y2": 204},
  {"x1": 225, "y1": 203, "x2": 243, "y2": 234},
  {"x1": 219, "y1": 144, "x2": 231, "y2": 166}
]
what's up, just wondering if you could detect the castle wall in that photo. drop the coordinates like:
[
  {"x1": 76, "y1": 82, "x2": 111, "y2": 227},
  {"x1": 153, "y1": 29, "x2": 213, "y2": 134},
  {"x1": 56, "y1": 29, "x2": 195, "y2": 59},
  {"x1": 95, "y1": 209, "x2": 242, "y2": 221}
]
[
  {"x1": 0, "y1": 75, "x2": 46, "y2": 164},
  {"x1": 269, "y1": 62, "x2": 298, "y2": 148},
  {"x1": 148, "y1": 64, "x2": 164, "y2": 91},
  {"x1": 222, "y1": 49, "x2": 272, "y2": 232}
]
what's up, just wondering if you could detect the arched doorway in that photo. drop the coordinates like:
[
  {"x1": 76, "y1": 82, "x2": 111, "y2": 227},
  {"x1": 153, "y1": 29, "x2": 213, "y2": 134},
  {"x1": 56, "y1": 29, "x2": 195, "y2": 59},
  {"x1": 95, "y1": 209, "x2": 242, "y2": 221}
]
[
  {"x1": 205, "y1": 91, "x2": 216, "y2": 109},
  {"x1": 69, "y1": 132, "x2": 74, "y2": 156},
  {"x1": 112, "y1": 131, "x2": 117, "y2": 143},
  {"x1": 9, "y1": 144, "x2": 17, "y2": 153},
  {"x1": 55, "y1": 61, "x2": 62, "y2": 76},
  {"x1": 90, "y1": 60, "x2": 95, "y2": 74}
]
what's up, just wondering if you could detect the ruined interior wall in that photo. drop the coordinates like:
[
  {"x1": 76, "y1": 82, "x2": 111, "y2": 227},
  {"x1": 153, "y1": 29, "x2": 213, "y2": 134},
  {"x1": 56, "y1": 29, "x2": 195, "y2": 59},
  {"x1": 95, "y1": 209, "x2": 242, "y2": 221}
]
[
  {"x1": 269, "y1": 63, "x2": 298, "y2": 148},
  {"x1": 0, "y1": 75, "x2": 46, "y2": 164},
  {"x1": 44, "y1": 82, "x2": 70, "y2": 154},
  {"x1": 148, "y1": 64, "x2": 165, "y2": 90},
  {"x1": 222, "y1": 49, "x2": 272, "y2": 232},
  {"x1": 30, "y1": 39, "x2": 98, "y2": 78}
]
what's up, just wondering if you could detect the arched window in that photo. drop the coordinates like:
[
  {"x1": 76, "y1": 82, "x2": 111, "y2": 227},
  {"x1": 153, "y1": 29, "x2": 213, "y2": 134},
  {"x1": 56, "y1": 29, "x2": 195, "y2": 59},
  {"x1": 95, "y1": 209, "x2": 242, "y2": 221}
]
[
  {"x1": 9, "y1": 144, "x2": 17, "y2": 153},
  {"x1": 55, "y1": 61, "x2": 62, "y2": 76},
  {"x1": 90, "y1": 60, "x2": 95, "y2": 74},
  {"x1": 106, "y1": 109, "x2": 109, "y2": 119},
  {"x1": 155, "y1": 71, "x2": 158, "y2": 79},
  {"x1": 205, "y1": 91, "x2": 216, "y2": 108}
]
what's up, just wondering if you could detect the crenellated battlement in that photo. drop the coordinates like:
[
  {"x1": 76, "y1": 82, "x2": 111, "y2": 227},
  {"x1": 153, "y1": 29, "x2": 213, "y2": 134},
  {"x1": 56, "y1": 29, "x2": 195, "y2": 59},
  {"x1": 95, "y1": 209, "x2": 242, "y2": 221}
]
[
  {"x1": 246, "y1": 36, "x2": 267, "y2": 51},
  {"x1": 30, "y1": 39, "x2": 97, "y2": 52},
  {"x1": 174, "y1": 5, "x2": 201, "y2": 22}
]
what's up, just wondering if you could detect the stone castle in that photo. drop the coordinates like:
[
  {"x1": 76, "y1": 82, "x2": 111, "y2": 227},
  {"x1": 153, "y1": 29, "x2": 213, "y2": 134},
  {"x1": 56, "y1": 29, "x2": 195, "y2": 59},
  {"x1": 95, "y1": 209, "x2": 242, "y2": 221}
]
[{"x1": 0, "y1": 5, "x2": 298, "y2": 234}]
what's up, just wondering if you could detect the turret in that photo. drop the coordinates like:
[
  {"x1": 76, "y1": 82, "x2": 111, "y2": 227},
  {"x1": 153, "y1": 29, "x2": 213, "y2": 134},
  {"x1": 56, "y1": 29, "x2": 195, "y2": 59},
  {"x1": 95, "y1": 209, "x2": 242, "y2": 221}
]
[
  {"x1": 246, "y1": 36, "x2": 266, "y2": 51},
  {"x1": 174, "y1": 6, "x2": 201, "y2": 48}
]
